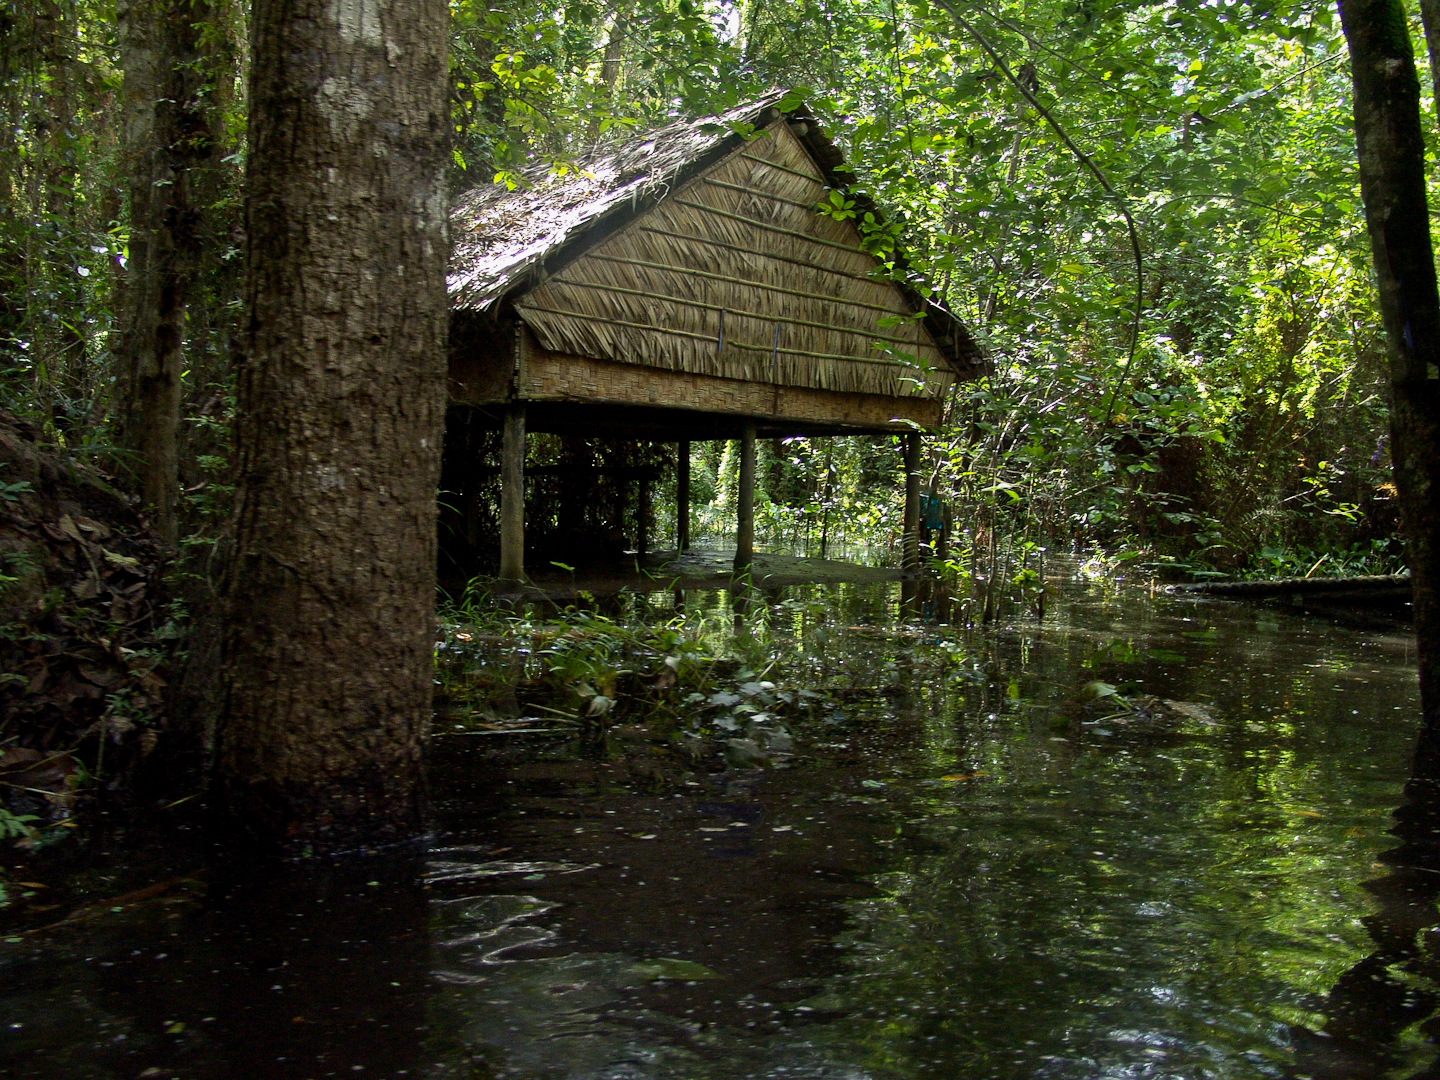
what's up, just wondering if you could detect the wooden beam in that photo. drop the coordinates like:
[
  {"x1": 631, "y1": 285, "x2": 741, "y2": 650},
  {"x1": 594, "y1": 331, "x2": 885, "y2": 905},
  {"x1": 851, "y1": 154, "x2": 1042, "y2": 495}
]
[
  {"x1": 677, "y1": 441, "x2": 691, "y2": 552},
  {"x1": 902, "y1": 431, "x2": 921, "y2": 574},
  {"x1": 509, "y1": 344, "x2": 946, "y2": 432},
  {"x1": 735, "y1": 424, "x2": 756, "y2": 575},
  {"x1": 462, "y1": 464, "x2": 662, "y2": 478},
  {"x1": 499, "y1": 402, "x2": 526, "y2": 583}
]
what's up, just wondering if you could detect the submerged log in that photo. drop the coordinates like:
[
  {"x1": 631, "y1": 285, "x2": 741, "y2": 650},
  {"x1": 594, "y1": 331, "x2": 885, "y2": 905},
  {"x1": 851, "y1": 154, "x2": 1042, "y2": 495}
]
[
  {"x1": 1176, "y1": 575, "x2": 1412, "y2": 623},
  {"x1": 1176, "y1": 574, "x2": 1411, "y2": 598}
]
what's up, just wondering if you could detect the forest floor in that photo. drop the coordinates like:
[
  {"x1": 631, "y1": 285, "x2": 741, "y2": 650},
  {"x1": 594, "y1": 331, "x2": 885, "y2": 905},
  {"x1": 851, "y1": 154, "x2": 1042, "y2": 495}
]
[{"x1": 0, "y1": 416, "x2": 184, "y2": 845}]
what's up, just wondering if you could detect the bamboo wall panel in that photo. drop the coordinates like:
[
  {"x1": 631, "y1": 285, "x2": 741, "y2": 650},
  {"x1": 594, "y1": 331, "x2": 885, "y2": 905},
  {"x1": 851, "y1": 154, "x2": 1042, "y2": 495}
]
[{"x1": 513, "y1": 122, "x2": 952, "y2": 402}]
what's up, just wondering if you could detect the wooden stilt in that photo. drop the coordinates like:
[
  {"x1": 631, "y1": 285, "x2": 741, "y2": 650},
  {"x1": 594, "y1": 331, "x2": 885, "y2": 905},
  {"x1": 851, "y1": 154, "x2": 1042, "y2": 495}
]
[
  {"x1": 902, "y1": 431, "x2": 921, "y2": 574},
  {"x1": 637, "y1": 472, "x2": 651, "y2": 558},
  {"x1": 676, "y1": 440, "x2": 691, "y2": 552},
  {"x1": 818, "y1": 439, "x2": 834, "y2": 559},
  {"x1": 499, "y1": 402, "x2": 526, "y2": 583},
  {"x1": 734, "y1": 423, "x2": 756, "y2": 574}
]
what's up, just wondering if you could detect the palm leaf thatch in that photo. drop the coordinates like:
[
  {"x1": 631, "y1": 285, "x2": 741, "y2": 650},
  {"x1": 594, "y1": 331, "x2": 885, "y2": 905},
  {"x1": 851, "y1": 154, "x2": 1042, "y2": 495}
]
[{"x1": 449, "y1": 93, "x2": 985, "y2": 405}]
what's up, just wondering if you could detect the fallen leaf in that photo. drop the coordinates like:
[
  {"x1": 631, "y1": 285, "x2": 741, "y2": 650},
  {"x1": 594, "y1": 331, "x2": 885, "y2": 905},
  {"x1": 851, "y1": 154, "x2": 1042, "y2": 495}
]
[
  {"x1": 72, "y1": 516, "x2": 111, "y2": 540},
  {"x1": 627, "y1": 957, "x2": 719, "y2": 981},
  {"x1": 940, "y1": 772, "x2": 987, "y2": 781},
  {"x1": 71, "y1": 574, "x2": 102, "y2": 600},
  {"x1": 78, "y1": 663, "x2": 124, "y2": 688},
  {"x1": 101, "y1": 548, "x2": 140, "y2": 570},
  {"x1": 0, "y1": 748, "x2": 43, "y2": 771},
  {"x1": 1163, "y1": 700, "x2": 1218, "y2": 726}
]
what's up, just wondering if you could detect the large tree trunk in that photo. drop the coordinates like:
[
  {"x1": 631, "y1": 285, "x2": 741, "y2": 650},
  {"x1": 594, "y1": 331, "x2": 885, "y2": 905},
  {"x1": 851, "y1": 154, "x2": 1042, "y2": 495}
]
[
  {"x1": 1340, "y1": 0, "x2": 1440, "y2": 726},
  {"x1": 213, "y1": 0, "x2": 449, "y2": 852},
  {"x1": 117, "y1": 0, "x2": 220, "y2": 546}
]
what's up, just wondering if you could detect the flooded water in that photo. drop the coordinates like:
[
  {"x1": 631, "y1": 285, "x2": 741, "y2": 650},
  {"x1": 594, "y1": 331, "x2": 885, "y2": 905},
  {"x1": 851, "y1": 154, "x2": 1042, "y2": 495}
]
[{"x1": 2, "y1": 565, "x2": 1433, "y2": 1079}]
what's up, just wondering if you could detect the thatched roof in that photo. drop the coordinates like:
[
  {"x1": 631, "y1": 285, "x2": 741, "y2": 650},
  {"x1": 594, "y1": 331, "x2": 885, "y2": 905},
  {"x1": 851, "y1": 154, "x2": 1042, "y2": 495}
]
[{"x1": 449, "y1": 93, "x2": 985, "y2": 380}]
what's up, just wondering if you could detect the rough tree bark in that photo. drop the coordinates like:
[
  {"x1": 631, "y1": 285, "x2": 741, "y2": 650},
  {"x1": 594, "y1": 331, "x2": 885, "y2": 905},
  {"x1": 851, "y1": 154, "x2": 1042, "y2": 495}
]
[
  {"x1": 213, "y1": 0, "x2": 449, "y2": 852},
  {"x1": 1340, "y1": 0, "x2": 1440, "y2": 725},
  {"x1": 117, "y1": 0, "x2": 217, "y2": 546},
  {"x1": 586, "y1": 0, "x2": 633, "y2": 140}
]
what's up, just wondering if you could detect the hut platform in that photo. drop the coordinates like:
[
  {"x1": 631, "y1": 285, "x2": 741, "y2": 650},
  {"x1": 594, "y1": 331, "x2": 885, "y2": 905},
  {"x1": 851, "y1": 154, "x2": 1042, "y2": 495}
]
[{"x1": 488, "y1": 548, "x2": 900, "y2": 600}]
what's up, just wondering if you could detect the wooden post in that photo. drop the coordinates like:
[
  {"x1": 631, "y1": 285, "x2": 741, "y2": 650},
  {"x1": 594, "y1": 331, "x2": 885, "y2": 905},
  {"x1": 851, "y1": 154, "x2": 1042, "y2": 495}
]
[
  {"x1": 499, "y1": 402, "x2": 526, "y2": 584},
  {"x1": 676, "y1": 441, "x2": 691, "y2": 552},
  {"x1": 902, "y1": 431, "x2": 921, "y2": 574},
  {"x1": 637, "y1": 472, "x2": 651, "y2": 558},
  {"x1": 734, "y1": 423, "x2": 756, "y2": 574}
]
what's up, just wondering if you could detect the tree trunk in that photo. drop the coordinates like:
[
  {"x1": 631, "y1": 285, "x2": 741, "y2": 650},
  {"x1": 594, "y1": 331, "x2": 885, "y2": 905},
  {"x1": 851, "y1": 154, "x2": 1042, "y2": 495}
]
[
  {"x1": 587, "y1": 0, "x2": 633, "y2": 139},
  {"x1": 118, "y1": 0, "x2": 217, "y2": 546},
  {"x1": 1340, "y1": 0, "x2": 1440, "y2": 725},
  {"x1": 214, "y1": 0, "x2": 449, "y2": 852}
]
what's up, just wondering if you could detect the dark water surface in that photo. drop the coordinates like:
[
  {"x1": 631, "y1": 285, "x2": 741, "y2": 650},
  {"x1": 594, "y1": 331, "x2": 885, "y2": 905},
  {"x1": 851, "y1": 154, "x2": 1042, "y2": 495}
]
[{"x1": 2, "y1": 568, "x2": 1433, "y2": 1079}]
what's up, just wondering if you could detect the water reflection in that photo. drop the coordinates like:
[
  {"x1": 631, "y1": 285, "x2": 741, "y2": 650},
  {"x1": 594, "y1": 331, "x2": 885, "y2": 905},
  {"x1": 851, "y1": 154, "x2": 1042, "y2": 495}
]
[
  {"x1": 2, "y1": 855, "x2": 429, "y2": 1079},
  {"x1": 1293, "y1": 724, "x2": 1440, "y2": 1078},
  {"x1": 0, "y1": 568, "x2": 1433, "y2": 1079}
]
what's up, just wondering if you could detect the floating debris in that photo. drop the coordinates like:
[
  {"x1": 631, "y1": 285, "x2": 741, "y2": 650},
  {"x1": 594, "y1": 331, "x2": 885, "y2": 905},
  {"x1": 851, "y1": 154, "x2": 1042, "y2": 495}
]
[{"x1": 425, "y1": 860, "x2": 600, "y2": 885}]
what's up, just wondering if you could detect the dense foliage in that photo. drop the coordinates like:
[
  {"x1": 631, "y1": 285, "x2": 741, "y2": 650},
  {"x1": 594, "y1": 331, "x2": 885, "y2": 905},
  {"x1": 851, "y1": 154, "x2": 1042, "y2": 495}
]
[{"x1": 0, "y1": 0, "x2": 1420, "y2": 578}]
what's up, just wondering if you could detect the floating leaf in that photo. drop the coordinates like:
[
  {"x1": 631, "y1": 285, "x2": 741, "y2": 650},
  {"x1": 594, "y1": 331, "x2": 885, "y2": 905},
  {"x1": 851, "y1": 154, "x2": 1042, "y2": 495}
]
[{"x1": 628, "y1": 958, "x2": 719, "y2": 981}]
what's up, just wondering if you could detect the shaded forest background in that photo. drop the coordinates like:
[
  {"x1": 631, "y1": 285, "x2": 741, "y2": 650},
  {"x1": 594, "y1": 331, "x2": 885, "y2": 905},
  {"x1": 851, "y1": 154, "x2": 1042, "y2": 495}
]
[{"x1": 0, "y1": 0, "x2": 1414, "y2": 581}]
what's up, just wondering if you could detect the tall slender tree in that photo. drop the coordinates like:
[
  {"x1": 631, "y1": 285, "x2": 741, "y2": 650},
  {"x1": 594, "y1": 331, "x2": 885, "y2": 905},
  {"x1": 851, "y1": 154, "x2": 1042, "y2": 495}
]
[
  {"x1": 1339, "y1": 0, "x2": 1440, "y2": 725},
  {"x1": 213, "y1": 0, "x2": 450, "y2": 852},
  {"x1": 118, "y1": 0, "x2": 223, "y2": 546}
]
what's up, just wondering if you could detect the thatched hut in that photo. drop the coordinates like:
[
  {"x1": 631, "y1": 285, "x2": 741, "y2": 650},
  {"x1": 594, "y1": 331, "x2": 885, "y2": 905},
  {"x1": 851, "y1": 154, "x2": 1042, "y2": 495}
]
[{"x1": 446, "y1": 91, "x2": 986, "y2": 583}]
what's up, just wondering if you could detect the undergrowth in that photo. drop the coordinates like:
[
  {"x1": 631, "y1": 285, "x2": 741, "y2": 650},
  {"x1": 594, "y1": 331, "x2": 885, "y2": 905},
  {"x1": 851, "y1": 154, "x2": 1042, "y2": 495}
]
[{"x1": 434, "y1": 581, "x2": 831, "y2": 766}]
